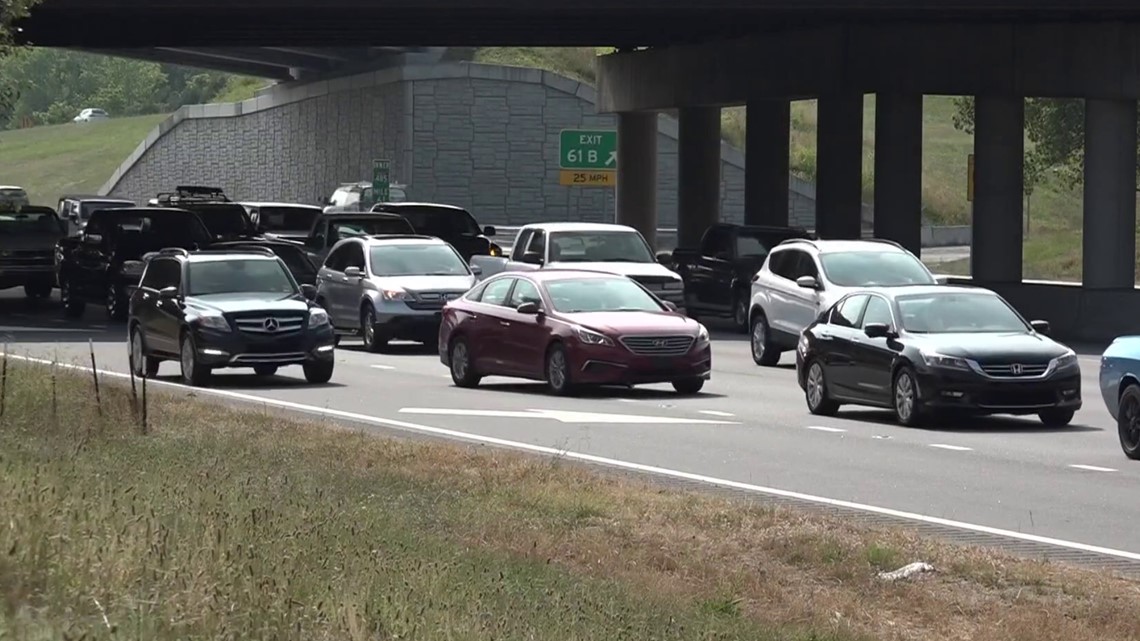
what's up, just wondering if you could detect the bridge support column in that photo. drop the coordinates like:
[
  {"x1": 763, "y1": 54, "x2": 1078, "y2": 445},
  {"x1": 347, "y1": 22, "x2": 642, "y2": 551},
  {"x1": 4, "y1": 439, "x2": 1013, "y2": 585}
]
[
  {"x1": 744, "y1": 100, "x2": 791, "y2": 226},
  {"x1": 873, "y1": 93, "x2": 924, "y2": 256},
  {"x1": 677, "y1": 106, "x2": 722, "y2": 248},
  {"x1": 1083, "y1": 98, "x2": 1137, "y2": 289},
  {"x1": 815, "y1": 93, "x2": 864, "y2": 239},
  {"x1": 971, "y1": 95, "x2": 1024, "y2": 283},
  {"x1": 616, "y1": 111, "x2": 658, "y2": 251}
]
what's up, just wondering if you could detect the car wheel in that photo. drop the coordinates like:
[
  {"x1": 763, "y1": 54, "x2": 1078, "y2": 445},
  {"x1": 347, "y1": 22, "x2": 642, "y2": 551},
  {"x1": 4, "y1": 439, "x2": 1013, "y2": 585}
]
[
  {"x1": 892, "y1": 366, "x2": 924, "y2": 427},
  {"x1": 749, "y1": 311, "x2": 781, "y2": 366},
  {"x1": 24, "y1": 283, "x2": 51, "y2": 300},
  {"x1": 732, "y1": 295, "x2": 749, "y2": 333},
  {"x1": 1119, "y1": 384, "x2": 1140, "y2": 460},
  {"x1": 60, "y1": 279, "x2": 85, "y2": 319},
  {"x1": 302, "y1": 360, "x2": 334, "y2": 384},
  {"x1": 1038, "y1": 407, "x2": 1075, "y2": 428},
  {"x1": 545, "y1": 343, "x2": 576, "y2": 396},
  {"x1": 253, "y1": 365, "x2": 278, "y2": 377},
  {"x1": 106, "y1": 282, "x2": 127, "y2": 322},
  {"x1": 804, "y1": 360, "x2": 840, "y2": 416},
  {"x1": 448, "y1": 337, "x2": 481, "y2": 388},
  {"x1": 672, "y1": 377, "x2": 705, "y2": 395},
  {"x1": 129, "y1": 324, "x2": 160, "y2": 378},
  {"x1": 361, "y1": 306, "x2": 387, "y2": 353},
  {"x1": 179, "y1": 333, "x2": 211, "y2": 387}
]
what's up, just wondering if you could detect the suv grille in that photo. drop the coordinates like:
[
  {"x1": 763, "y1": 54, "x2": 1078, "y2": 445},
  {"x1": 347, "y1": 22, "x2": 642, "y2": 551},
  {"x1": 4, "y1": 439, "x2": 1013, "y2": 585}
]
[
  {"x1": 620, "y1": 335, "x2": 694, "y2": 356},
  {"x1": 980, "y1": 363, "x2": 1050, "y2": 378},
  {"x1": 405, "y1": 291, "x2": 465, "y2": 311},
  {"x1": 232, "y1": 313, "x2": 306, "y2": 334}
]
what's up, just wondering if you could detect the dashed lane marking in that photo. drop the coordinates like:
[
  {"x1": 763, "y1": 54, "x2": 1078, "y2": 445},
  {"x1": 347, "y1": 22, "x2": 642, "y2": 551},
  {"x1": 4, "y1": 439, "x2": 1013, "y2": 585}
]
[
  {"x1": 398, "y1": 407, "x2": 738, "y2": 425},
  {"x1": 1069, "y1": 464, "x2": 1118, "y2": 472},
  {"x1": 806, "y1": 425, "x2": 846, "y2": 433},
  {"x1": 699, "y1": 410, "x2": 735, "y2": 417},
  {"x1": 370, "y1": 364, "x2": 396, "y2": 370},
  {"x1": 930, "y1": 444, "x2": 973, "y2": 451}
]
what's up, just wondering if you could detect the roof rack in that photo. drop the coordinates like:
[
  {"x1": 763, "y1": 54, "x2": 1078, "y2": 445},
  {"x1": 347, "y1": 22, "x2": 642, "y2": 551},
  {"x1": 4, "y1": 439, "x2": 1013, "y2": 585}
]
[
  {"x1": 775, "y1": 238, "x2": 818, "y2": 248},
  {"x1": 156, "y1": 247, "x2": 190, "y2": 257},
  {"x1": 366, "y1": 233, "x2": 436, "y2": 241},
  {"x1": 154, "y1": 185, "x2": 231, "y2": 207},
  {"x1": 860, "y1": 238, "x2": 906, "y2": 249},
  {"x1": 191, "y1": 246, "x2": 278, "y2": 258}
]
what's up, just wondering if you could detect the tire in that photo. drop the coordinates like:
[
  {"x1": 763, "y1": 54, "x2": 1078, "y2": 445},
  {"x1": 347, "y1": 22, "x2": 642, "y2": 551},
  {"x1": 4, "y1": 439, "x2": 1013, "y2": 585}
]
[
  {"x1": 253, "y1": 364, "x2": 279, "y2": 376},
  {"x1": 129, "y1": 324, "x2": 160, "y2": 378},
  {"x1": 24, "y1": 283, "x2": 51, "y2": 300},
  {"x1": 360, "y1": 305, "x2": 387, "y2": 353},
  {"x1": 804, "y1": 359, "x2": 840, "y2": 416},
  {"x1": 106, "y1": 282, "x2": 127, "y2": 322},
  {"x1": 60, "y1": 279, "x2": 85, "y2": 319},
  {"x1": 672, "y1": 377, "x2": 705, "y2": 395},
  {"x1": 732, "y1": 295, "x2": 749, "y2": 333},
  {"x1": 892, "y1": 366, "x2": 924, "y2": 427},
  {"x1": 749, "y1": 310, "x2": 781, "y2": 366},
  {"x1": 448, "y1": 337, "x2": 481, "y2": 388},
  {"x1": 1038, "y1": 407, "x2": 1075, "y2": 428},
  {"x1": 178, "y1": 333, "x2": 211, "y2": 387},
  {"x1": 1119, "y1": 384, "x2": 1140, "y2": 460},
  {"x1": 302, "y1": 360, "x2": 334, "y2": 384},
  {"x1": 544, "y1": 343, "x2": 576, "y2": 396}
]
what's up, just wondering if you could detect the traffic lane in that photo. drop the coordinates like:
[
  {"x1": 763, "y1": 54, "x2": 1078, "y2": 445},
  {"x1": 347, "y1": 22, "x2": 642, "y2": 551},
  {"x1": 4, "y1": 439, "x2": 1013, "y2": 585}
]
[
  {"x1": 17, "y1": 338, "x2": 1138, "y2": 554},
  {"x1": 0, "y1": 291, "x2": 124, "y2": 343}
]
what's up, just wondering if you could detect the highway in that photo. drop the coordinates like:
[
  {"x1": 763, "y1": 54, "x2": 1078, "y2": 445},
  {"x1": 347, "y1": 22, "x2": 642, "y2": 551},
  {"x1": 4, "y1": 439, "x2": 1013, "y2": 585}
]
[{"x1": 1, "y1": 291, "x2": 1134, "y2": 563}]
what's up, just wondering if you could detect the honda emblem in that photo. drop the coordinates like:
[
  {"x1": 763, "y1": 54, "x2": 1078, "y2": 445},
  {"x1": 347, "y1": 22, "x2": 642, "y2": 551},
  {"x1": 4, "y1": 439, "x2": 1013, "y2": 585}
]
[{"x1": 1010, "y1": 363, "x2": 1023, "y2": 375}]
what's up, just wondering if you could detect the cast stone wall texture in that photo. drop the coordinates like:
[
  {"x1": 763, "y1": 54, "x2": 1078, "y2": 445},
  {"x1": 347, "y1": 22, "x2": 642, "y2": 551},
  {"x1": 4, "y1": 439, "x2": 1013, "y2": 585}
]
[{"x1": 104, "y1": 63, "x2": 822, "y2": 229}]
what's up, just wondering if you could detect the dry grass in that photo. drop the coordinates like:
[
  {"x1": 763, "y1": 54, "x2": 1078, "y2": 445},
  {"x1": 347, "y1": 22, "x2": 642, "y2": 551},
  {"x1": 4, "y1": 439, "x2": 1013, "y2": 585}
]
[{"x1": 3, "y1": 358, "x2": 1140, "y2": 641}]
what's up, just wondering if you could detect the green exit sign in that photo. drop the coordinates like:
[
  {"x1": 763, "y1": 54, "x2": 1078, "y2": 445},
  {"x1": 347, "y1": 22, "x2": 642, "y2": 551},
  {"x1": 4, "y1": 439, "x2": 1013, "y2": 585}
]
[{"x1": 559, "y1": 129, "x2": 617, "y2": 170}]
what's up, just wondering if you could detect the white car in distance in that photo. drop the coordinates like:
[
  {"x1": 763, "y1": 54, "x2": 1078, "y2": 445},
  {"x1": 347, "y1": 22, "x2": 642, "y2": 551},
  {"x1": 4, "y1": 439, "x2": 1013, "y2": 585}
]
[{"x1": 73, "y1": 108, "x2": 110, "y2": 123}]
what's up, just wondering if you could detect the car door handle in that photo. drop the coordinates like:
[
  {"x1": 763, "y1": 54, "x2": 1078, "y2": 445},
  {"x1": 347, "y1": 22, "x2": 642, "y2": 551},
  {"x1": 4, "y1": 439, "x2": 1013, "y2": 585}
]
[{"x1": 499, "y1": 321, "x2": 511, "y2": 327}]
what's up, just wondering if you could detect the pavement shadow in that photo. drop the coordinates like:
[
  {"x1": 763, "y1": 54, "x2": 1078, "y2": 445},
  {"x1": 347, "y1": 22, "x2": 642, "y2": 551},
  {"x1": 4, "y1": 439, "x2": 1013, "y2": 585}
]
[
  {"x1": 837, "y1": 408, "x2": 1102, "y2": 434},
  {"x1": 0, "y1": 291, "x2": 128, "y2": 344},
  {"x1": 476, "y1": 381, "x2": 728, "y2": 400},
  {"x1": 337, "y1": 341, "x2": 439, "y2": 356},
  {"x1": 154, "y1": 373, "x2": 349, "y2": 390}
]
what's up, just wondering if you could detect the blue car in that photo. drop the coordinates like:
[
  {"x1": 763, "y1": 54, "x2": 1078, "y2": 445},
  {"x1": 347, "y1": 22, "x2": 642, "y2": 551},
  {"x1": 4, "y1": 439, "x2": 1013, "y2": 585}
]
[{"x1": 1099, "y1": 336, "x2": 1140, "y2": 459}]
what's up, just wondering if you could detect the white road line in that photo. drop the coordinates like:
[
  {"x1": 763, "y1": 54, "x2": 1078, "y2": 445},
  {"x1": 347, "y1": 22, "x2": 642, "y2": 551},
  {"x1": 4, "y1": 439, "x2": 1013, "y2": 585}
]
[
  {"x1": 1069, "y1": 464, "x2": 1118, "y2": 473},
  {"x1": 616, "y1": 398, "x2": 639, "y2": 403},
  {"x1": 399, "y1": 407, "x2": 736, "y2": 425},
  {"x1": 8, "y1": 351, "x2": 1140, "y2": 563},
  {"x1": 699, "y1": 410, "x2": 735, "y2": 417},
  {"x1": 370, "y1": 364, "x2": 396, "y2": 370},
  {"x1": 805, "y1": 425, "x2": 846, "y2": 433},
  {"x1": 930, "y1": 444, "x2": 973, "y2": 451}
]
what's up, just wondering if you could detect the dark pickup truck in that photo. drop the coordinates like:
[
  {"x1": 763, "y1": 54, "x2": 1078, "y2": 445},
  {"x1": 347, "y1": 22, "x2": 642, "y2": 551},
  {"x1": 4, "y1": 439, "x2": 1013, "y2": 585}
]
[
  {"x1": 153, "y1": 186, "x2": 261, "y2": 241},
  {"x1": 296, "y1": 212, "x2": 416, "y2": 267},
  {"x1": 369, "y1": 202, "x2": 501, "y2": 261},
  {"x1": 671, "y1": 223, "x2": 815, "y2": 331},
  {"x1": 0, "y1": 205, "x2": 67, "y2": 299}
]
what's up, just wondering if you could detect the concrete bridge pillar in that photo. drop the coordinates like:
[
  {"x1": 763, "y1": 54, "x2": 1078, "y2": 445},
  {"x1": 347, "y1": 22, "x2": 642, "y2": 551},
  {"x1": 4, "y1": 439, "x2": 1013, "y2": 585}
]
[
  {"x1": 744, "y1": 100, "x2": 791, "y2": 226},
  {"x1": 815, "y1": 93, "x2": 865, "y2": 239},
  {"x1": 971, "y1": 95, "x2": 1024, "y2": 283},
  {"x1": 677, "y1": 106, "x2": 722, "y2": 248},
  {"x1": 1083, "y1": 98, "x2": 1137, "y2": 289},
  {"x1": 873, "y1": 93, "x2": 924, "y2": 256},
  {"x1": 616, "y1": 111, "x2": 659, "y2": 250}
]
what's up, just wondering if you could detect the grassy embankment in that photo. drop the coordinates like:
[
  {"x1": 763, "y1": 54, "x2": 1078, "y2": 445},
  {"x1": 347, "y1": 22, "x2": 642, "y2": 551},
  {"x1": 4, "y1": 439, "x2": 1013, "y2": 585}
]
[{"x1": 1, "y1": 355, "x2": 1139, "y2": 640}]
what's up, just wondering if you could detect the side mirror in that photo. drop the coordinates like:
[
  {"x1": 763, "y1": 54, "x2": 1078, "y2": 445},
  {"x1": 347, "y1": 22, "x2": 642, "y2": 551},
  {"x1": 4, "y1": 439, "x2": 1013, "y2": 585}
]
[
  {"x1": 300, "y1": 283, "x2": 317, "y2": 300},
  {"x1": 655, "y1": 251, "x2": 673, "y2": 265},
  {"x1": 158, "y1": 285, "x2": 179, "y2": 299},
  {"x1": 83, "y1": 233, "x2": 103, "y2": 245},
  {"x1": 864, "y1": 322, "x2": 892, "y2": 339},
  {"x1": 520, "y1": 251, "x2": 544, "y2": 265},
  {"x1": 796, "y1": 275, "x2": 820, "y2": 290},
  {"x1": 470, "y1": 264, "x2": 483, "y2": 276},
  {"x1": 662, "y1": 300, "x2": 678, "y2": 312},
  {"x1": 483, "y1": 225, "x2": 496, "y2": 237},
  {"x1": 1031, "y1": 319, "x2": 1051, "y2": 334},
  {"x1": 344, "y1": 266, "x2": 363, "y2": 279},
  {"x1": 516, "y1": 301, "x2": 542, "y2": 315}
]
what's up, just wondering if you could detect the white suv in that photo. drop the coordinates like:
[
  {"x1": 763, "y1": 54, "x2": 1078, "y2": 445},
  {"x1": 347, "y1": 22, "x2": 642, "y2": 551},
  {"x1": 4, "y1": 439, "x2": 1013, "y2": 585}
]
[{"x1": 747, "y1": 239, "x2": 937, "y2": 366}]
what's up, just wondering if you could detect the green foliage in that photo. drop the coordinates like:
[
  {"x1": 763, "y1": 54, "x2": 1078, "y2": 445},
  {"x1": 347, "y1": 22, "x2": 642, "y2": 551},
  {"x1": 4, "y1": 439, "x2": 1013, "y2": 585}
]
[{"x1": 0, "y1": 0, "x2": 44, "y2": 124}]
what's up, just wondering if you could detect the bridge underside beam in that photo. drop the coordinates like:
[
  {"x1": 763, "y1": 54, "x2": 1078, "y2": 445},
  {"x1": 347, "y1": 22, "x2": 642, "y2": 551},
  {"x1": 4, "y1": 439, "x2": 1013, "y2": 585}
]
[{"x1": 93, "y1": 48, "x2": 296, "y2": 79}]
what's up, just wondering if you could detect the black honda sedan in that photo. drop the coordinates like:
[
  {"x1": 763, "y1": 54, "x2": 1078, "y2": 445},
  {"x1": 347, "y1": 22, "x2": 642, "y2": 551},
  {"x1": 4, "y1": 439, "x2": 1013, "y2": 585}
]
[{"x1": 795, "y1": 285, "x2": 1081, "y2": 427}]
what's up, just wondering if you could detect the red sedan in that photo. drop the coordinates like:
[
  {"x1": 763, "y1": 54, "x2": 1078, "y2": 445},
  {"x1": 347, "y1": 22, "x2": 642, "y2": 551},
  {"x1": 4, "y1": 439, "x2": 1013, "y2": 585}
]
[{"x1": 438, "y1": 270, "x2": 712, "y2": 395}]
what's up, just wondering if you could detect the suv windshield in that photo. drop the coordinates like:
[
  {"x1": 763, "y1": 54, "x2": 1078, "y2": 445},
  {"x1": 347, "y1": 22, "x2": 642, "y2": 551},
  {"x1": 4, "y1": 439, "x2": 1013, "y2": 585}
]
[
  {"x1": 258, "y1": 206, "x2": 320, "y2": 232},
  {"x1": 187, "y1": 259, "x2": 297, "y2": 296},
  {"x1": 0, "y1": 210, "x2": 61, "y2": 234},
  {"x1": 185, "y1": 204, "x2": 254, "y2": 237},
  {"x1": 819, "y1": 251, "x2": 935, "y2": 287},
  {"x1": 370, "y1": 244, "x2": 469, "y2": 277},
  {"x1": 102, "y1": 212, "x2": 214, "y2": 246},
  {"x1": 546, "y1": 277, "x2": 663, "y2": 313},
  {"x1": 329, "y1": 217, "x2": 413, "y2": 242},
  {"x1": 378, "y1": 205, "x2": 481, "y2": 237},
  {"x1": 548, "y1": 231, "x2": 654, "y2": 263},
  {"x1": 897, "y1": 292, "x2": 1028, "y2": 333}
]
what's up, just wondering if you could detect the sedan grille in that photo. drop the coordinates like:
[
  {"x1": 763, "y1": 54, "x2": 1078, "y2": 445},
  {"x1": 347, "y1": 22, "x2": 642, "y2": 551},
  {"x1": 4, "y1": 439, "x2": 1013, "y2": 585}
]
[
  {"x1": 620, "y1": 335, "x2": 694, "y2": 356},
  {"x1": 980, "y1": 363, "x2": 1050, "y2": 378},
  {"x1": 232, "y1": 314, "x2": 306, "y2": 334}
]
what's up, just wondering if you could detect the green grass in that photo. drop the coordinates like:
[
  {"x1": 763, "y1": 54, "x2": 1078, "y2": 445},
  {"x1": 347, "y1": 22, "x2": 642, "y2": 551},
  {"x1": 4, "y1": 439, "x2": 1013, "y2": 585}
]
[{"x1": 4, "y1": 359, "x2": 1139, "y2": 641}]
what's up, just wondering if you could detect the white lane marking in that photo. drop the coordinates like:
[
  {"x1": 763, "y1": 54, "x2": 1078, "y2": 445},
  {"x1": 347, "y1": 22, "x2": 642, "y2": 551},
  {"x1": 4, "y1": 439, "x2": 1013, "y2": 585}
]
[
  {"x1": 1069, "y1": 464, "x2": 1118, "y2": 473},
  {"x1": 806, "y1": 425, "x2": 846, "y2": 433},
  {"x1": 8, "y1": 351, "x2": 1140, "y2": 563},
  {"x1": 930, "y1": 444, "x2": 973, "y2": 452},
  {"x1": 398, "y1": 407, "x2": 737, "y2": 425},
  {"x1": 699, "y1": 410, "x2": 735, "y2": 417},
  {"x1": 370, "y1": 364, "x2": 396, "y2": 370},
  {"x1": 616, "y1": 398, "x2": 639, "y2": 403}
]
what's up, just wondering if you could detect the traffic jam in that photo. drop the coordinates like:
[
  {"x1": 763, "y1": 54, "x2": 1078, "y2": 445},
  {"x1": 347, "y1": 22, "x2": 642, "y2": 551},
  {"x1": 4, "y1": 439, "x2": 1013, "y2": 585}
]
[{"x1": 0, "y1": 184, "x2": 1136, "y2": 459}]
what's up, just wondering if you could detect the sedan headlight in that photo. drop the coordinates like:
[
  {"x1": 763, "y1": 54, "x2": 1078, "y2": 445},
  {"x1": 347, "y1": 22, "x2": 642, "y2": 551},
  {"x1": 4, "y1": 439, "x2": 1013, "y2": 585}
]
[
  {"x1": 308, "y1": 308, "x2": 330, "y2": 328},
  {"x1": 381, "y1": 288, "x2": 411, "y2": 301},
  {"x1": 696, "y1": 323, "x2": 709, "y2": 343},
  {"x1": 1051, "y1": 351, "x2": 1078, "y2": 370},
  {"x1": 574, "y1": 327, "x2": 614, "y2": 346},
  {"x1": 920, "y1": 351, "x2": 969, "y2": 370},
  {"x1": 196, "y1": 313, "x2": 230, "y2": 332}
]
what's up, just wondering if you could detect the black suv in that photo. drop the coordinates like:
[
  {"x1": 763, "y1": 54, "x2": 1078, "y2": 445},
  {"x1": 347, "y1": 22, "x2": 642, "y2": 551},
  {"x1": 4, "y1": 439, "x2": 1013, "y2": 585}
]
[
  {"x1": 127, "y1": 246, "x2": 336, "y2": 386},
  {"x1": 153, "y1": 186, "x2": 260, "y2": 241},
  {"x1": 369, "y1": 202, "x2": 500, "y2": 260}
]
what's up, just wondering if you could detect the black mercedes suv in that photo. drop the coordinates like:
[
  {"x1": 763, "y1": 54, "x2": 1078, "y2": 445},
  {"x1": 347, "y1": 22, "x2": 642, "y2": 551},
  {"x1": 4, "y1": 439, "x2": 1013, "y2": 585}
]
[{"x1": 126, "y1": 246, "x2": 336, "y2": 387}]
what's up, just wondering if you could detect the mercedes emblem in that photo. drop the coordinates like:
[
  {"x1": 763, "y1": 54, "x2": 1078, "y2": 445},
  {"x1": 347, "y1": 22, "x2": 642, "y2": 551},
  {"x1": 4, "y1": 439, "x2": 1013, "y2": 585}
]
[{"x1": 263, "y1": 318, "x2": 280, "y2": 332}]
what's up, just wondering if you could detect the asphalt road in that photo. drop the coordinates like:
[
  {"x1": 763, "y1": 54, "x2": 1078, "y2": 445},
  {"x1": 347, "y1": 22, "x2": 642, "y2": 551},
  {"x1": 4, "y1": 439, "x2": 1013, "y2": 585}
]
[{"x1": 1, "y1": 290, "x2": 1135, "y2": 562}]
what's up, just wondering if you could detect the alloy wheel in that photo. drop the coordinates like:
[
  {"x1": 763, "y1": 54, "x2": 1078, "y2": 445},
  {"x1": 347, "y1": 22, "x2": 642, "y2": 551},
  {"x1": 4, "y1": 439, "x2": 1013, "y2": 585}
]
[
  {"x1": 181, "y1": 338, "x2": 195, "y2": 377},
  {"x1": 807, "y1": 363, "x2": 825, "y2": 409},
  {"x1": 734, "y1": 300, "x2": 748, "y2": 330},
  {"x1": 452, "y1": 341, "x2": 469, "y2": 379},
  {"x1": 751, "y1": 319, "x2": 766, "y2": 360},
  {"x1": 547, "y1": 349, "x2": 567, "y2": 390},
  {"x1": 894, "y1": 372, "x2": 916, "y2": 423},
  {"x1": 1122, "y1": 393, "x2": 1140, "y2": 454},
  {"x1": 131, "y1": 329, "x2": 144, "y2": 375}
]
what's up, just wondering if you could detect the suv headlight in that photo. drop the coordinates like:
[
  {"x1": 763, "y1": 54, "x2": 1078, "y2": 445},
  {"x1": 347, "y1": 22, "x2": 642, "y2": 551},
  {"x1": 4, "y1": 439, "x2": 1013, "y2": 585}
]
[
  {"x1": 308, "y1": 308, "x2": 330, "y2": 328},
  {"x1": 1051, "y1": 351, "x2": 1078, "y2": 370},
  {"x1": 196, "y1": 313, "x2": 230, "y2": 332},
  {"x1": 920, "y1": 351, "x2": 969, "y2": 370},
  {"x1": 574, "y1": 327, "x2": 613, "y2": 346},
  {"x1": 381, "y1": 288, "x2": 411, "y2": 301}
]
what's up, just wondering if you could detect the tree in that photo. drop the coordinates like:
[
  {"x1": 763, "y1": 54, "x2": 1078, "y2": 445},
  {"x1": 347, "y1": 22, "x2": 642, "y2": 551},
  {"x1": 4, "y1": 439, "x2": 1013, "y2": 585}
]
[
  {"x1": 0, "y1": 0, "x2": 43, "y2": 125},
  {"x1": 952, "y1": 96, "x2": 1140, "y2": 191}
]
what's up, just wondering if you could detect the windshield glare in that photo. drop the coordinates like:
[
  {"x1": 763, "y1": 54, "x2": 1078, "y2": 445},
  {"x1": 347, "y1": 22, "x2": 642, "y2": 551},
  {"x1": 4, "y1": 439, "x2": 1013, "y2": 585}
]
[
  {"x1": 330, "y1": 219, "x2": 412, "y2": 241},
  {"x1": 0, "y1": 211, "x2": 60, "y2": 234},
  {"x1": 549, "y1": 231, "x2": 654, "y2": 263},
  {"x1": 819, "y1": 251, "x2": 935, "y2": 287},
  {"x1": 898, "y1": 292, "x2": 1028, "y2": 333},
  {"x1": 546, "y1": 277, "x2": 663, "y2": 313},
  {"x1": 187, "y1": 259, "x2": 297, "y2": 296},
  {"x1": 370, "y1": 244, "x2": 469, "y2": 277},
  {"x1": 259, "y1": 206, "x2": 320, "y2": 231}
]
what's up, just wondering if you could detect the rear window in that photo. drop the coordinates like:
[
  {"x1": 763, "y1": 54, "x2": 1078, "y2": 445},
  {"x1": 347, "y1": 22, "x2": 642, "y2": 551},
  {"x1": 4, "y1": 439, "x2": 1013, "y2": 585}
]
[
  {"x1": 376, "y1": 205, "x2": 481, "y2": 237},
  {"x1": 80, "y1": 201, "x2": 133, "y2": 220},
  {"x1": 258, "y1": 206, "x2": 320, "y2": 232},
  {"x1": 0, "y1": 210, "x2": 61, "y2": 234},
  {"x1": 184, "y1": 204, "x2": 254, "y2": 236}
]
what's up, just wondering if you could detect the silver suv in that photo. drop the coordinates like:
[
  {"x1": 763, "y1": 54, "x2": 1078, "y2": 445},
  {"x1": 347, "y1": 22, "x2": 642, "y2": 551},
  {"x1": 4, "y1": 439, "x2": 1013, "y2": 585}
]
[
  {"x1": 747, "y1": 238, "x2": 937, "y2": 366},
  {"x1": 315, "y1": 235, "x2": 477, "y2": 351}
]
